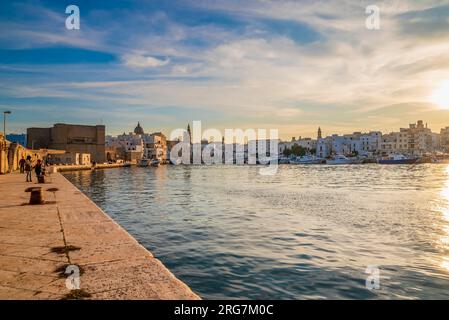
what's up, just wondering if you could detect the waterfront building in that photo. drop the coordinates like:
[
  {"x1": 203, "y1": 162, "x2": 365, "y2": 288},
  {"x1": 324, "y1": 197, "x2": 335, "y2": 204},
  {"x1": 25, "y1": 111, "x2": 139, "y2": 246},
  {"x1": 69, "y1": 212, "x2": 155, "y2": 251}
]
[
  {"x1": 47, "y1": 152, "x2": 91, "y2": 165},
  {"x1": 278, "y1": 137, "x2": 317, "y2": 155},
  {"x1": 359, "y1": 131, "x2": 382, "y2": 154},
  {"x1": 316, "y1": 131, "x2": 381, "y2": 157},
  {"x1": 330, "y1": 134, "x2": 351, "y2": 155},
  {"x1": 27, "y1": 123, "x2": 106, "y2": 163},
  {"x1": 380, "y1": 132, "x2": 404, "y2": 155},
  {"x1": 106, "y1": 123, "x2": 169, "y2": 163},
  {"x1": 298, "y1": 138, "x2": 317, "y2": 151},
  {"x1": 270, "y1": 121, "x2": 440, "y2": 159},
  {"x1": 406, "y1": 120, "x2": 433, "y2": 155},
  {"x1": 317, "y1": 137, "x2": 332, "y2": 158},
  {"x1": 440, "y1": 127, "x2": 449, "y2": 152},
  {"x1": 339, "y1": 131, "x2": 382, "y2": 156},
  {"x1": 106, "y1": 131, "x2": 145, "y2": 163},
  {"x1": 144, "y1": 132, "x2": 167, "y2": 162},
  {"x1": 105, "y1": 146, "x2": 119, "y2": 162},
  {"x1": 432, "y1": 132, "x2": 441, "y2": 152},
  {"x1": 380, "y1": 121, "x2": 435, "y2": 156}
]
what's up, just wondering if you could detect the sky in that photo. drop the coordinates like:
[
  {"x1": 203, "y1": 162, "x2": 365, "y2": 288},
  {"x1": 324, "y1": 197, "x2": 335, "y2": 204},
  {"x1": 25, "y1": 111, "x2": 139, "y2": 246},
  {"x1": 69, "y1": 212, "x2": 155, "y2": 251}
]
[{"x1": 1, "y1": 0, "x2": 449, "y2": 139}]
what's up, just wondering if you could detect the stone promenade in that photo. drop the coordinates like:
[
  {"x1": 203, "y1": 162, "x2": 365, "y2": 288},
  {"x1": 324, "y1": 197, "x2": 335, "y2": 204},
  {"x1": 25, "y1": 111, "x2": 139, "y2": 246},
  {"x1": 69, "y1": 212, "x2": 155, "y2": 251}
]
[{"x1": 0, "y1": 172, "x2": 200, "y2": 300}]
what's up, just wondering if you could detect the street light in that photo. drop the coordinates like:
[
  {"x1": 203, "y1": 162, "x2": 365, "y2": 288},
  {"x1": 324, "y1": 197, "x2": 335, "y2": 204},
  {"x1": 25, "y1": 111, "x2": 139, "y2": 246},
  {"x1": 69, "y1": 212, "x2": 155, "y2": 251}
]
[{"x1": 3, "y1": 111, "x2": 11, "y2": 138}]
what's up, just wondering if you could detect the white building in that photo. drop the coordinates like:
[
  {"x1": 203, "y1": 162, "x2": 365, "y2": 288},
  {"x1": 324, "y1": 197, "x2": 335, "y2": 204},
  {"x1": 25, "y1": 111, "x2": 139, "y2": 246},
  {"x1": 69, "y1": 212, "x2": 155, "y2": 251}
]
[
  {"x1": 278, "y1": 137, "x2": 317, "y2": 155},
  {"x1": 105, "y1": 123, "x2": 146, "y2": 163},
  {"x1": 106, "y1": 123, "x2": 169, "y2": 163},
  {"x1": 106, "y1": 132, "x2": 144, "y2": 153},
  {"x1": 316, "y1": 131, "x2": 381, "y2": 157},
  {"x1": 317, "y1": 137, "x2": 332, "y2": 158},
  {"x1": 360, "y1": 131, "x2": 382, "y2": 154}
]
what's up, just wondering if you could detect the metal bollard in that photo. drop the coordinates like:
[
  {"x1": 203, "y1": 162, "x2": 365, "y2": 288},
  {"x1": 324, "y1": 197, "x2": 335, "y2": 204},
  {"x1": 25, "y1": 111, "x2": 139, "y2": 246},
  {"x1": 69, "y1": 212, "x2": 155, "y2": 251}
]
[{"x1": 26, "y1": 187, "x2": 44, "y2": 205}]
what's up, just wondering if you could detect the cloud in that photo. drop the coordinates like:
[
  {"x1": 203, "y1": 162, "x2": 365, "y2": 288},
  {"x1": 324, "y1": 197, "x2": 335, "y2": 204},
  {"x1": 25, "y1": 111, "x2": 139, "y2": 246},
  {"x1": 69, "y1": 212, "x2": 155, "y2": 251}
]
[
  {"x1": 3, "y1": 0, "x2": 449, "y2": 137},
  {"x1": 122, "y1": 54, "x2": 170, "y2": 68}
]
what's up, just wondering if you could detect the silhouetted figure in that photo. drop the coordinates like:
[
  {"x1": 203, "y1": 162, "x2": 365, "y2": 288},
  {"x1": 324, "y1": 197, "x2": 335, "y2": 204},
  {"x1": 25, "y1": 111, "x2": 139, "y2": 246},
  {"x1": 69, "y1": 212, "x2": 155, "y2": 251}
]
[
  {"x1": 25, "y1": 155, "x2": 32, "y2": 182},
  {"x1": 35, "y1": 159, "x2": 42, "y2": 178},
  {"x1": 19, "y1": 157, "x2": 25, "y2": 173}
]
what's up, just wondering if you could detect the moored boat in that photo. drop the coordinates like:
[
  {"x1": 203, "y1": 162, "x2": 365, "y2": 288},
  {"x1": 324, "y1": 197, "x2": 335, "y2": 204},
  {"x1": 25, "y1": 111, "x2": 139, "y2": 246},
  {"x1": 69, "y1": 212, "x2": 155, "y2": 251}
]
[
  {"x1": 138, "y1": 159, "x2": 150, "y2": 167},
  {"x1": 278, "y1": 157, "x2": 291, "y2": 164},
  {"x1": 290, "y1": 155, "x2": 324, "y2": 164},
  {"x1": 378, "y1": 154, "x2": 417, "y2": 164},
  {"x1": 150, "y1": 159, "x2": 160, "y2": 167},
  {"x1": 326, "y1": 155, "x2": 356, "y2": 165}
]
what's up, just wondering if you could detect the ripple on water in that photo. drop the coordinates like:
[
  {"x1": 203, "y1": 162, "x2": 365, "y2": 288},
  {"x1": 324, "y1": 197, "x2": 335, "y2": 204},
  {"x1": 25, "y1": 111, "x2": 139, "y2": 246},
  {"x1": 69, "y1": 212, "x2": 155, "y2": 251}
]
[{"x1": 63, "y1": 164, "x2": 449, "y2": 299}]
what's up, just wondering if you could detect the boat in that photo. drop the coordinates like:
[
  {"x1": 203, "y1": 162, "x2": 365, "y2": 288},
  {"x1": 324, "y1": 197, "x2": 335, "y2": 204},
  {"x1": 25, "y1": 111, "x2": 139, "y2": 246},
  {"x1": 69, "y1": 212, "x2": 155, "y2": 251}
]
[
  {"x1": 433, "y1": 158, "x2": 449, "y2": 164},
  {"x1": 278, "y1": 157, "x2": 291, "y2": 164},
  {"x1": 378, "y1": 154, "x2": 417, "y2": 164},
  {"x1": 150, "y1": 159, "x2": 160, "y2": 167},
  {"x1": 326, "y1": 155, "x2": 356, "y2": 165},
  {"x1": 138, "y1": 159, "x2": 150, "y2": 167},
  {"x1": 290, "y1": 155, "x2": 324, "y2": 165}
]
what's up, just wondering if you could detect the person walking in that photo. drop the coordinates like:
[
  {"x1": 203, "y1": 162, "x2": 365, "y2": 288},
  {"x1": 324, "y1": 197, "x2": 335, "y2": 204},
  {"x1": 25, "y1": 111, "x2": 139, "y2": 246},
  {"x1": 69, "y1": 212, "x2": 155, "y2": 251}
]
[
  {"x1": 35, "y1": 159, "x2": 42, "y2": 179},
  {"x1": 19, "y1": 157, "x2": 25, "y2": 173},
  {"x1": 25, "y1": 155, "x2": 32, "y2": 182}
]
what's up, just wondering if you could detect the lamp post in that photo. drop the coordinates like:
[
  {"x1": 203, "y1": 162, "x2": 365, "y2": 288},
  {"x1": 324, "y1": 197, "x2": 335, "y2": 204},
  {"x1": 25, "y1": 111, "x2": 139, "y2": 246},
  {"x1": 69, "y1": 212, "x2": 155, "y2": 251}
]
[{"x1": 3, "y1": 111, "x2": 11, "y2": 139}]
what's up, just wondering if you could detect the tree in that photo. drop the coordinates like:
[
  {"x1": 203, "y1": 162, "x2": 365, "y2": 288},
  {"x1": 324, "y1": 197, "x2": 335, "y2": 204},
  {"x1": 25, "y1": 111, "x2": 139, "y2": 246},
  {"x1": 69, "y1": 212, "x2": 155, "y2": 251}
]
[
  {"x1": 291, "y1": 144, "x2": 306, "y2": 157},
  {"x1": 283, "y1": 148, "x2": 292, "y2": 157}
]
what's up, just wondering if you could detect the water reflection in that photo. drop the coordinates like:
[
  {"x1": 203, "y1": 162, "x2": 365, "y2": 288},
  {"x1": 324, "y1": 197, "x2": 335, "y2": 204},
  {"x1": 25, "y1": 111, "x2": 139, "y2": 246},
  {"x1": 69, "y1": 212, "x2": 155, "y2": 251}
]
[{"x1": 438, "y1": 165, "x2": 449, "y2": 273}]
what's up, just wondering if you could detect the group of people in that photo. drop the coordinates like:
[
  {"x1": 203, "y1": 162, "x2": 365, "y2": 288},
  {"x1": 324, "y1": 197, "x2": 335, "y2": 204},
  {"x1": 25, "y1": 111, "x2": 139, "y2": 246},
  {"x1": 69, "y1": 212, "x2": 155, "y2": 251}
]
[{"x1": 18, "y1": 155, "x2": 43, "y2": 182}]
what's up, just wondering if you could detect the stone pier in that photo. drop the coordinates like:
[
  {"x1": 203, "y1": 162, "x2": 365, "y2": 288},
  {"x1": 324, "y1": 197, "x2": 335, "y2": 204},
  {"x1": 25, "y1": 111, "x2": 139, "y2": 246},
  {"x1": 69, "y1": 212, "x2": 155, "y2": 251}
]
[{"x1": 0, "y1": 172, "x2": 200, "y2": 300}]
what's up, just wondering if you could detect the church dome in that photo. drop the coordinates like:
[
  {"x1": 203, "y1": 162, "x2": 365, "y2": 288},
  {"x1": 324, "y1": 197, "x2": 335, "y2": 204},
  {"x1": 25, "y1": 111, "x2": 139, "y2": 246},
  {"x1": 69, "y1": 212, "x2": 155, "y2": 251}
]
[{"x1": 134, "y1": 122, "x2": 144, "y2": 135}]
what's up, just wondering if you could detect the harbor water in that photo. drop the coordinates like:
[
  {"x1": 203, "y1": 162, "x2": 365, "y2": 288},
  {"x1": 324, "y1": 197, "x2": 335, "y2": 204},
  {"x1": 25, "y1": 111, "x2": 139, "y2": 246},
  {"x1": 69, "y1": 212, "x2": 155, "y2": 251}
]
[{"x1": 63, "y1": 164, "x2": 449, "y2": 299}]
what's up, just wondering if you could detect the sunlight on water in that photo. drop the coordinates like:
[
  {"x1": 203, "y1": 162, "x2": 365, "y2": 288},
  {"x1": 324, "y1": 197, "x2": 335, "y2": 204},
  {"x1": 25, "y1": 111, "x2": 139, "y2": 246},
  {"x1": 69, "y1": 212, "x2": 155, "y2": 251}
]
[
  {"x1": 437, "y1": 165, "x2": 449, "y2": 272},
  {"x1": 64, "y1": 164, "x2": 449, "y2": 299}
]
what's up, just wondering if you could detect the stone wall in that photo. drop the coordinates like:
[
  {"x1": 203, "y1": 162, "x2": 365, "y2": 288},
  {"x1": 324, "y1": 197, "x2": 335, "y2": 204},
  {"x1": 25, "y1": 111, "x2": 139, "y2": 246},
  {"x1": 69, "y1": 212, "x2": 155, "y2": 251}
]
[{"x1": 0, "y1": 135, "x2": 40, "y2": 174}]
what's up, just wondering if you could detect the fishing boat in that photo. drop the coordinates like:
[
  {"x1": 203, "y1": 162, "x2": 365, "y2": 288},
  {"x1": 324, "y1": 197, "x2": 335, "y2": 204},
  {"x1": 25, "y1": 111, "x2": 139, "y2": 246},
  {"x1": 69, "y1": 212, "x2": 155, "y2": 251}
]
[
  {"x1": 278, "y1": 157, "x2": 291, "y2": 164},
  {"x1": 326, "y1": 155, "x2": 355, "y2": 165},
  {"x1": 138, "y1": 158, "x2": 150, "y2": 167},
  {"x1": 378, "y1": 154, "x2": 417, "y2": 164},
  {"x1": 290, "y1": 155, "x2": 324, "y2": 164}
]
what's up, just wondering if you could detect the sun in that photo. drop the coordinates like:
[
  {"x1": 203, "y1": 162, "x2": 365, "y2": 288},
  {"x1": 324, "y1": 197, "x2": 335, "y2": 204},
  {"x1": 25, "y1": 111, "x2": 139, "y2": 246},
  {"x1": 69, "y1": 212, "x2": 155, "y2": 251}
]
[{"x1": 431, "y1": 80, "x2": 449, "y2": 110}]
